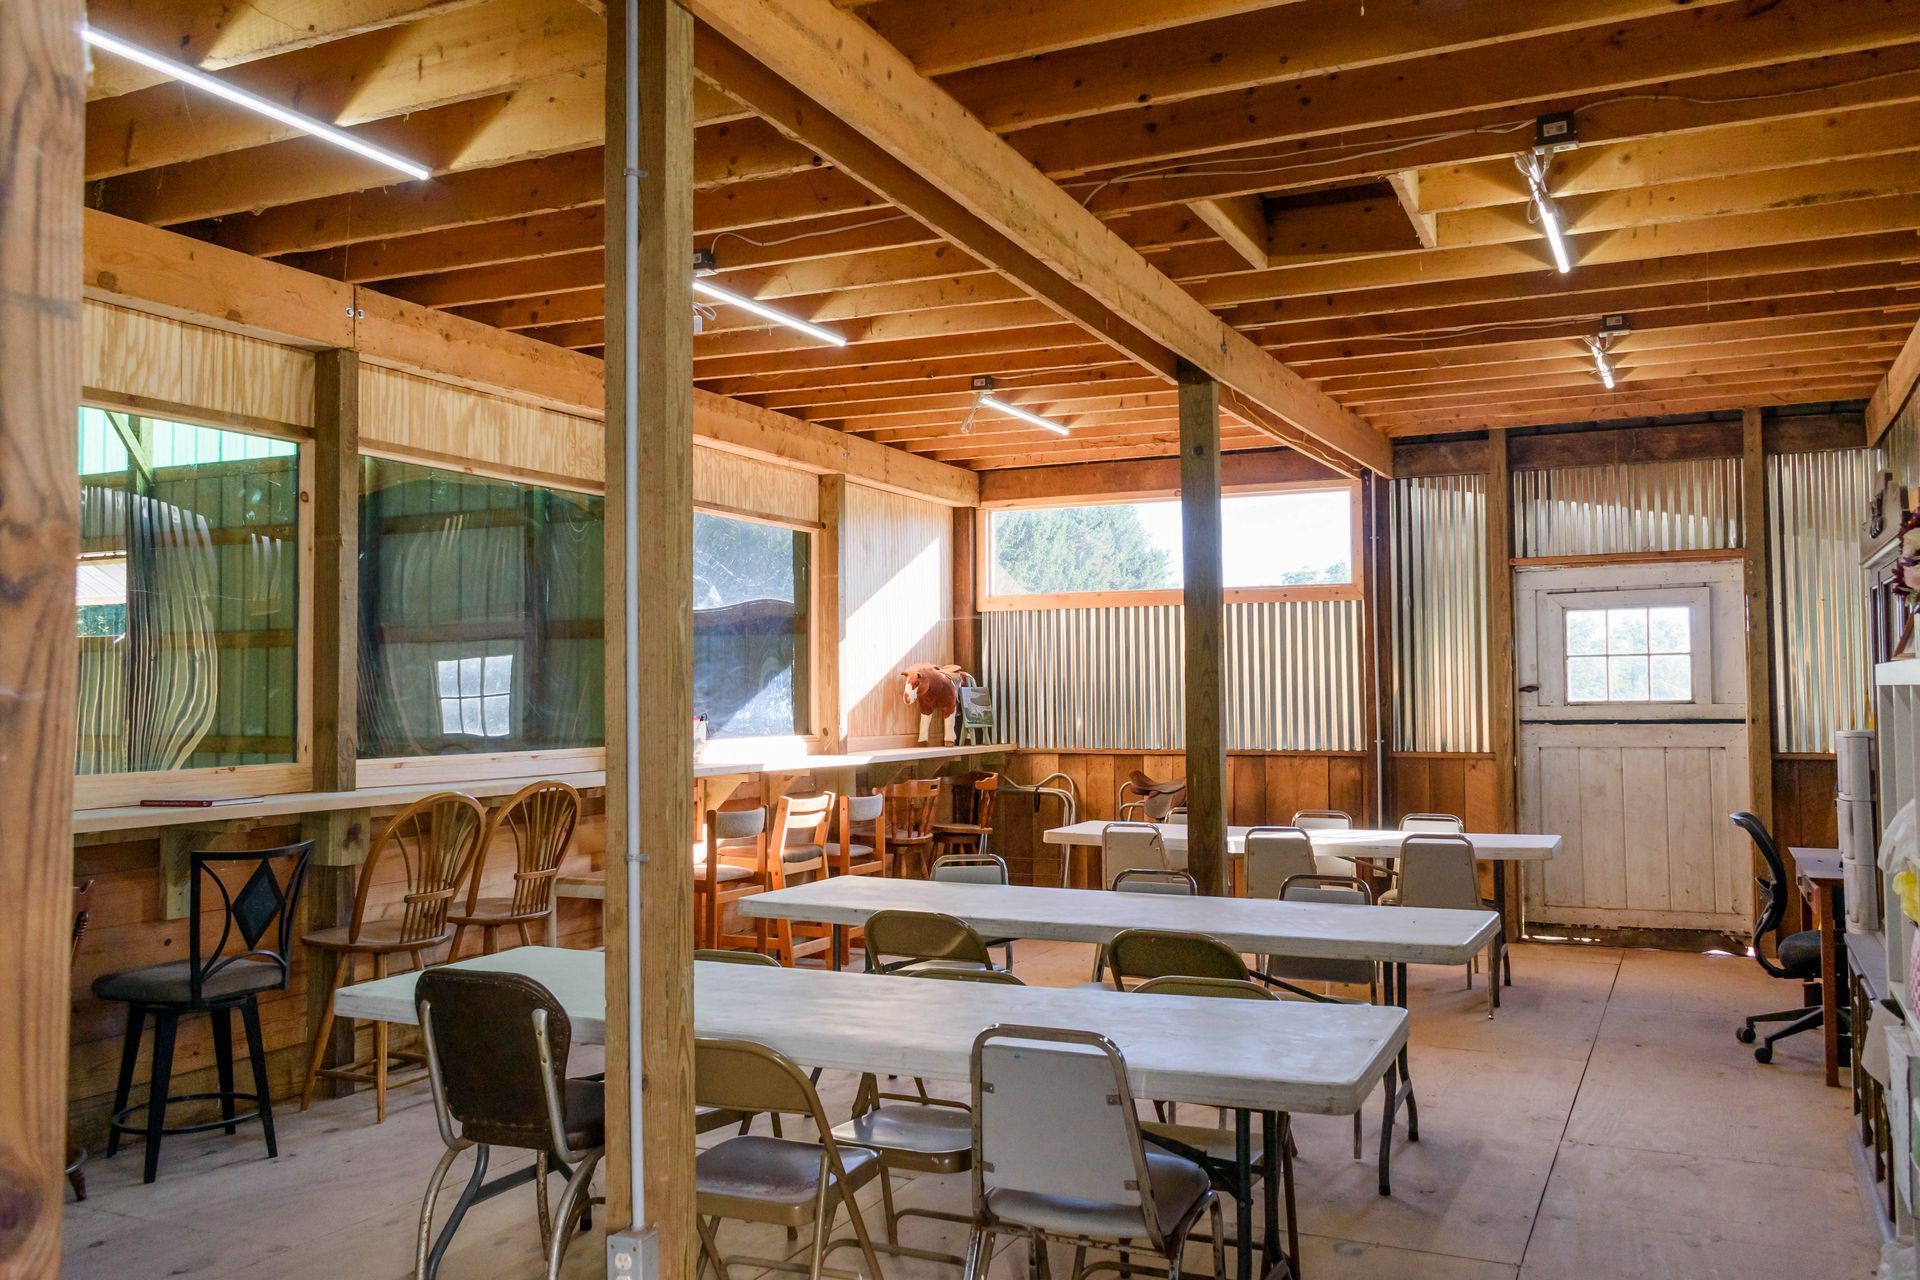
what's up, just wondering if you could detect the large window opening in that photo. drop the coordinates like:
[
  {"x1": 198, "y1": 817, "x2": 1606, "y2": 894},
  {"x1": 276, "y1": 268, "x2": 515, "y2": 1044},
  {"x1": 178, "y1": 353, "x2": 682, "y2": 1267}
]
[
  {"x1": 74, "y1": 407, "x2": 300, "y2": 774},
  {"x1": 987, "y1": 487, "x2": 1356, "y2": 603},
  {"x1": 694, "y1": 511, "x2": 813, "y2": 739}
]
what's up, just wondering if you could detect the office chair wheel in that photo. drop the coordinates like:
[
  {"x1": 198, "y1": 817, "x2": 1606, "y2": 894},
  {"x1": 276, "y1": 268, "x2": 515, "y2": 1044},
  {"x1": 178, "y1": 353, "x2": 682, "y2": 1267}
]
[
  {"x1": 1736, "y1": 1026, "x2": 1757, "y2": 1045},
  {"x1": 1753, "y1": 1045, "x2": 1773, "y2": 1064}
]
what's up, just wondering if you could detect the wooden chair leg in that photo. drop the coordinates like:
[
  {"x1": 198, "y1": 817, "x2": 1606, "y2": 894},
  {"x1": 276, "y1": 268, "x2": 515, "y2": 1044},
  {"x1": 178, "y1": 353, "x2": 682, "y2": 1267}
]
[
  {"x1": 449, "y1": 924, "x2": 468, "y2": 960},
  {"x1": 517, "y1": 920, "x2": 533, "y2": 947},
  {"x1": 301, "y1": 957, "x2": 350, "y2": 1111},
  {"x1": 374, "y1": 953, "x2": 391, "y2": 1124}
]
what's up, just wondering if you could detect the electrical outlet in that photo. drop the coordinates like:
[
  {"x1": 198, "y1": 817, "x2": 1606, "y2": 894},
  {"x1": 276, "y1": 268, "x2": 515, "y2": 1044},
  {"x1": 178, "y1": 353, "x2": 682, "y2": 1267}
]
[{"x1": 607, "y1": 1230, "x2": 660, "y2": 1280}]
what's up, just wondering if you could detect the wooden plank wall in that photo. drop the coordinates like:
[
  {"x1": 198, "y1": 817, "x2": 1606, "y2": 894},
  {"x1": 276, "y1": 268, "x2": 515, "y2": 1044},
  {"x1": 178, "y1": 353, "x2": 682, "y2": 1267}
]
[
  {"x1": 66, "y1": 801, "x2": 607, "y2": 1146},
  {"x1": 841, "y1": 483, "x2": 953, "y2": 744}
]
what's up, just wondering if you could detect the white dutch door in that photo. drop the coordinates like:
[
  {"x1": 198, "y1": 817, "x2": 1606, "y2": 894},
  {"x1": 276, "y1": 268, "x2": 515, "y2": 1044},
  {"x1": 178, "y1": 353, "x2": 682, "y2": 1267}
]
[{"x1": 1515, "y1": 561, "x2": 1752, "y2": 932}]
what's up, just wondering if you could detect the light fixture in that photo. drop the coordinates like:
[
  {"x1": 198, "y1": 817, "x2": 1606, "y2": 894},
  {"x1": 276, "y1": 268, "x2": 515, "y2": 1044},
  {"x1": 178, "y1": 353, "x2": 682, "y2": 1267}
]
[
  {"x1": 1584, "y1": 316, "x2": 1627, "y2": 391},
  {"x1": 1519, "y1": 151, "x2": 1573, "y2": 275},
  {"x1": 965, "y1": 376, "x2": 1070, "y2": 436},
  {"x1": 81, "y1": 25, "x2": 432, "y2": 181},
  {"x1": 689, "y1": 250, "x2": 846, "y2": 347}
]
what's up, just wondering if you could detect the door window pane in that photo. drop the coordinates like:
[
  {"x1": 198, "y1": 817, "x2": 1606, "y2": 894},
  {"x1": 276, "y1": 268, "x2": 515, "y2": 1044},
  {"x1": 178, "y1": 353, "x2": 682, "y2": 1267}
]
[
  {"x1": 359, "y1": 458, "x2": 604, "y2": 757},
  {"x1": 74, "y1": 408, "x2": 300, "y2": 774},
  {"x1": 1564, "y1": 602, "x2": 1693, "y2": 704}
]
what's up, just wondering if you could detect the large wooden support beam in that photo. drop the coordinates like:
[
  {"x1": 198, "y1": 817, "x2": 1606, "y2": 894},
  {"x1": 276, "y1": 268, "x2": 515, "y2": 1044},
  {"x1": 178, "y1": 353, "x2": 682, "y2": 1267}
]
[
  {"x1": 1741, "y1": 408, "x2": 1774, "y2": 835},
  {"x1": 1179, "y1": 370, "x2": 1228, "y2": 897},
  {"x1": 1484, "y1": 430, "x2": 1520, "y2": 930},
  {"x1": 0, "y1": 0, "x2": 83, "y2": 1273},
  {"x1": 1868, "y1": 316, "x2": 1920, "y2": 444},
  {"x1": 818, "y1": 475, "x2": 847, "y2": 751},
  {"x1": 685, "y1": 0, "x2": 1391, "y2": 476},
  {"x1": 604, "y1": 0, "x2": 697, "y2": 1267}
]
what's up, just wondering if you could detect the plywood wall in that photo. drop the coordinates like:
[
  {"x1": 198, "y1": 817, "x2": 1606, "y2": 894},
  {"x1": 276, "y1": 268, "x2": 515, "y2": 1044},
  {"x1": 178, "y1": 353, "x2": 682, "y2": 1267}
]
[
  {"x1": 841, "y1": 483, "x2": 953, "y2": 743},
  {"x1": 361, "y1": 363, "x2": 600, "y2": 487},
  {"x1": 84, "y1": 302, "x2": 314, "y2": 430}
]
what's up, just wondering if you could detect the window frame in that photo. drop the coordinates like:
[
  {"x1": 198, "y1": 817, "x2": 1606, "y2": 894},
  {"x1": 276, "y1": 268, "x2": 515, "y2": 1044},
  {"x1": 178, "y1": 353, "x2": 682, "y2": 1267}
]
[
  {"x1": 70, "y1": 396, "x2": 315, "y2": 808},
  {"x1": 1536, "y1": 585, "x2": 1715, "y2": 716},
  {"x1": 977, "y1": 479, "x2": 1364, "y2": 611}
]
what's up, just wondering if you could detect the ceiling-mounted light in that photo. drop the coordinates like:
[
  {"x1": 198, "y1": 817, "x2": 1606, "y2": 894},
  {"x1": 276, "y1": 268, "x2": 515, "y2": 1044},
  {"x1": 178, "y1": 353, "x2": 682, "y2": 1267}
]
[
  {"x1": 81, "y1": 26, "x2": 432, "y2": 181},
  {"x1": 689, "y1": 250, "x2": 846, "y2": 347},
  {"x1": 966, "y1": 376, "x2": 1070, "y2": 436},
  {"x1": 1519, "y1": 151, "x2": 1573, "y2": 275},
  {"x1": 1584, "y1": 316, "x2": 1628, "y2": 391}
]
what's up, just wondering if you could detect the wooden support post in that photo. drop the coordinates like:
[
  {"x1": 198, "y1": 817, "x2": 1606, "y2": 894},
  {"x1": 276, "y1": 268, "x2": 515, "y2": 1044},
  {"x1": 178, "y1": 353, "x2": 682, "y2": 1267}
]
[
  {"x1": 1484, "y1": 430, "x2": 1521, "y2": 931},
  {"x1": 1361, "y1": 472, "x2": 1394, "y2": 829},
  {"x1": 952, "y1": 506, "x2": 980, "y2": 678},
  {"x1": 605, "y1": 0, "x2": 697, "y2": 1266},
  {"x1": 0, "y1": 0, "x2": 83, "y2": 1271},
  {"x1": 301, "y1": 347, "x2": 366, "y2": 1094},
  {"x1": 1741, "y1": 409, "x2": 1780, "y2": 903},
  {"x1": 1179, "y1": 368, "x2": 1228, "y2": 897},
  {"x1": 818, "y1": 475, "x2": 845, "y2": 752}
]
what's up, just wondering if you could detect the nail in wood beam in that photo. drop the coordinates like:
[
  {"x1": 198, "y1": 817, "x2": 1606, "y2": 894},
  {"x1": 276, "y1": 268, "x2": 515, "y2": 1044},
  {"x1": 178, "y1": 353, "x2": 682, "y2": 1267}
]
[
  {"x1": 1180, "y1": 368, "x2": 1227, "y2": 896},
  {"x1": 605, "y1": 0, "x2": 697, "y2": 1265}
]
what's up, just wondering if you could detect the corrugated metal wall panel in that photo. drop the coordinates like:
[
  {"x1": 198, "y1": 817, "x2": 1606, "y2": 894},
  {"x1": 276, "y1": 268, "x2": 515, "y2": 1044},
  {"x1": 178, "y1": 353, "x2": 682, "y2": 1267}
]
[
  {"x1": 1770, "y1": 447, "x2": 1884, "y2": 752},
  {"x1": 1512, "y1": 457, "x2": 1743, "y2": 557},
  {"x1": 1390, "y1": 474, "x2": 1487, "y2": 753},
  {"x1": 981, "y1": 598, "x2": 1363, "y2": 751}
]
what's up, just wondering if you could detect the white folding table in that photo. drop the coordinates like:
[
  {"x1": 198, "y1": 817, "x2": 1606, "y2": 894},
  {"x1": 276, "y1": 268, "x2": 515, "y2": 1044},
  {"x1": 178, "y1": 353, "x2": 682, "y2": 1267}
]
[
  {"x1": 336, "y1": 948, "x2": 1412, "y2": 1279},
  {"x1": 1044, "y1": 821, "x2": 1562, "y2": 1008}
]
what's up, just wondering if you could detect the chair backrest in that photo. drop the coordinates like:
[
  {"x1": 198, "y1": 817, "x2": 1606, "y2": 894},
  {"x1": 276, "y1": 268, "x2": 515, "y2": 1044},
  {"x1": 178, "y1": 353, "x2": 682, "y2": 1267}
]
[
  {"x1": 885, "y1": 780, "x2": 940, "y2": 841},
  {"x1": 1106, "y1": 927, "x2": 1250, "y2": 989},
  {"x1": 416, "y1": 968, "x2": 574, "y2": 1153},
  {"x1": 72, "y1": 880, "x2": 96, "y2": 964},
  {"x1": 907, "y1": 965, "x2": 1026, "y2": 985},
  {"x1": 1243, "y1": 826, "x2": 1317, "y2": 900},
  {"x1": 187, "y1": 842, "x2": 314, "y2": 1005},
  {"x1": 355, "y1": 792, "x2": 488, "y2": 946},
  {"x1": 864, "y1": 908, "x2": 995, "y2": 972},
  {"x1": 695, "y1": 1038, "x2": 848, "y2": 1163},
  {"x1": 951, "y1": 772, "x2": 1000, "y2": 829},
  {"x1": 971, "y1": 1025, "x2": 1167, "y2": 1246},
  {"x1": 1400, "y1": 812, "x2": 1464, "y2": 834},
  {"x1": 695, "y1": 947, "x2": 782, "y2": 967},
  {"x1": 1291, "y1": 809, "x2": 1352, "y2": 831},
  {"x1": 1396, "y1": 834, "x2": 1481, "y2": 911},
  {"x1": 930, "y1": 851, "x2": 1010, "y2": 885},
  {"x1": 1112, "y1": 867, "x2": 1196, "y2": 896},
  {"x1": 773, "y1": 790, "x2": 835, "y2": 849},
  {"x1": 1264, "y1": 874, "x2": 1376, "y2": 987},
  {"x1": 1101, "y1": 821, "x2": 1170, "y2": 883},
  {"x1": 470, "y1": 780, "x2": 581, "y2": 917},
  {"x1": 708, "y1": 803, "x2": 769, "y2": 847},
  {"x1": 1133, "y1": 974, "x2": 1276, "y2": 1001},
  {"x1": 1733, "y1": 811, "x2": 1793, "y2": 973}
]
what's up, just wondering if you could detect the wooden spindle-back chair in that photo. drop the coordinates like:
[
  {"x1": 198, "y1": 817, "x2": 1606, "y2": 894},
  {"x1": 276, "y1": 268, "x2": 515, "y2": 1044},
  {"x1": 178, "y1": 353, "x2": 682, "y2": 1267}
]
[
  {"x1": 301, "y1": 791, "x2": 488, "y2": 1121},
  {"x1": 450, "y1": 780, "x2": 581, "y2": 957},
  {"x1": 765, "y1": 791, "x2": 838, "y2": 966},
  {"x1": 884, "y1": 779, "x2": 940, "y2": 878}
]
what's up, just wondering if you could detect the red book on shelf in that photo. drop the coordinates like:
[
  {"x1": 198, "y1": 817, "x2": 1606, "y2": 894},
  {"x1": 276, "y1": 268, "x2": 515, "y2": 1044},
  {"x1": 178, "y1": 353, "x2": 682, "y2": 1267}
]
[{"x1": 137, "y1": 797, "x2": 262, "y2": 808}]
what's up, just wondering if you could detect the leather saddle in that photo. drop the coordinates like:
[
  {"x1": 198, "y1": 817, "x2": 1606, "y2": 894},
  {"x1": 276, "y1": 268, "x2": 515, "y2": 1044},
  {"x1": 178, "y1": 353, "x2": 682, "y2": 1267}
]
[{"x1": 1124, "y1": 772, "x2": 1187, "y2": 821}]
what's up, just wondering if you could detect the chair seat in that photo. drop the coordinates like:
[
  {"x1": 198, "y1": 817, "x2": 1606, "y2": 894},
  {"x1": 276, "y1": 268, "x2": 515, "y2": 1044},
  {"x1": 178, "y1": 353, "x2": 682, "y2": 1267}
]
[
  {"x1": 303, "y1": 920, "x2": 447, "y2": 954},
  {"x1": 1778, "y1": 929, "x2": 1826, "y2": 978},
  {"x1": 1140, "y1": 1121, "x2": 1278, "y2": 1175},
  {"x1": 693, "y1": 862, "x2": 757, "y2": 885},
  {"x1": 985, "y1": 1149, "x2": 1209, "y2": 1240},
  {"x1": 93, "y1": 959, "x2": 283, "y2": 1006},
  {"x1": 831, "y1": 1103, "x2": 972, "y2": 1172},
  {"x1": 696, "y1": 1134, "x2": 880, "y2": 1224},
  {"x1": 932, "y1": 824, "x2": 989, "y2": 836},
  {"x1": 888, "y1": 958, "x2": 1002, "y2": 977},
  {"x1": 823, "y1": 841, "x2": 877, "y2": 861},
  {"x1": 461, "y1": 1078, "x2": 604, "y2": 1152},
  {"x1": 449, "y1": 896, "x2": 549, "y2": 925},
  {"x1": 696, "y1": 1105, "x2": 750, "y2": 1136}
]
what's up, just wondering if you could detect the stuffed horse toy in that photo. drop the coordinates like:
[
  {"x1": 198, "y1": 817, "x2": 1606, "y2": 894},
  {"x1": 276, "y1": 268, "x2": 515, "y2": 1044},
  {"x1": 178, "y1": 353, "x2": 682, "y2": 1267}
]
[{"x1": 901, "y1": 664, "x2": 968, "y2": 746}]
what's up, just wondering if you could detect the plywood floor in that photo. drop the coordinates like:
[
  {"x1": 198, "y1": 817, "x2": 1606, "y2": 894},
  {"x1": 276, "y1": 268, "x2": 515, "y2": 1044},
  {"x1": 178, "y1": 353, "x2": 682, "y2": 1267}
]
[{"x1": 61, "y1": 942, "x2": 1883, "y2": 1279}]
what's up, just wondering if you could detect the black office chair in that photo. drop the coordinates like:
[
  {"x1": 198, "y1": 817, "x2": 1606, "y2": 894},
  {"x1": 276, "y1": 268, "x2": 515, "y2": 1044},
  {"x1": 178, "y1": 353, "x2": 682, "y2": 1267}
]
[{"x1": 1731, "y1": 811, "x2": 1844, "y2": 1064}]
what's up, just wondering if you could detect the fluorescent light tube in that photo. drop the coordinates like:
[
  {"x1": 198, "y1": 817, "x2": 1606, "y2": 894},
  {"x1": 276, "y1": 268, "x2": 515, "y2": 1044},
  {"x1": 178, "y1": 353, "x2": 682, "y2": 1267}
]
[
  {"x1": 691, "y1": 279, "x2": 847, "y2": 347},
  {"x1": 1585, "y1": 337, "x2": 1616, "y2": 390},
  {"x1": 1536, "y1": 197, "x2": 1573, "y2": 274},
  {"x1": 978, "y1": 393, "x2": 1070, "y2": 436},
  {"x1": 81, "y1": 26, "x2": 432, "y2": 182}
]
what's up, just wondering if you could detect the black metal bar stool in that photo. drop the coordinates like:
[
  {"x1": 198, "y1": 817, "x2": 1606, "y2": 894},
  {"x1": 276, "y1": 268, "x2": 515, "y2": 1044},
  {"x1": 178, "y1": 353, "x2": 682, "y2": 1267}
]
[{"x1": 93, "y1": 841, "x2": 313, "y2": 1183}]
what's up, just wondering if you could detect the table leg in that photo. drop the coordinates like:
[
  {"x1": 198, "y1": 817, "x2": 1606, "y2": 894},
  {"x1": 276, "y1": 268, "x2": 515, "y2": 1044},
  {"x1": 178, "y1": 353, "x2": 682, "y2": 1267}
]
[
  {"x1": 831, "y1": 923, "x2": 846, "y2": 973},
  {"x1": 1377, "y1": 1058, "x2": 1398, "y2": 1198},
  {"x1": 1491, "y1": 863, "x2": 1509, "y2": 1007},
  {"x1": 1263, "y1": 1112, "x2": 1294, "y2": 1279},
  {"x1": 1817, "y1": 885, "x2": 1840, "y2": 1089}
]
